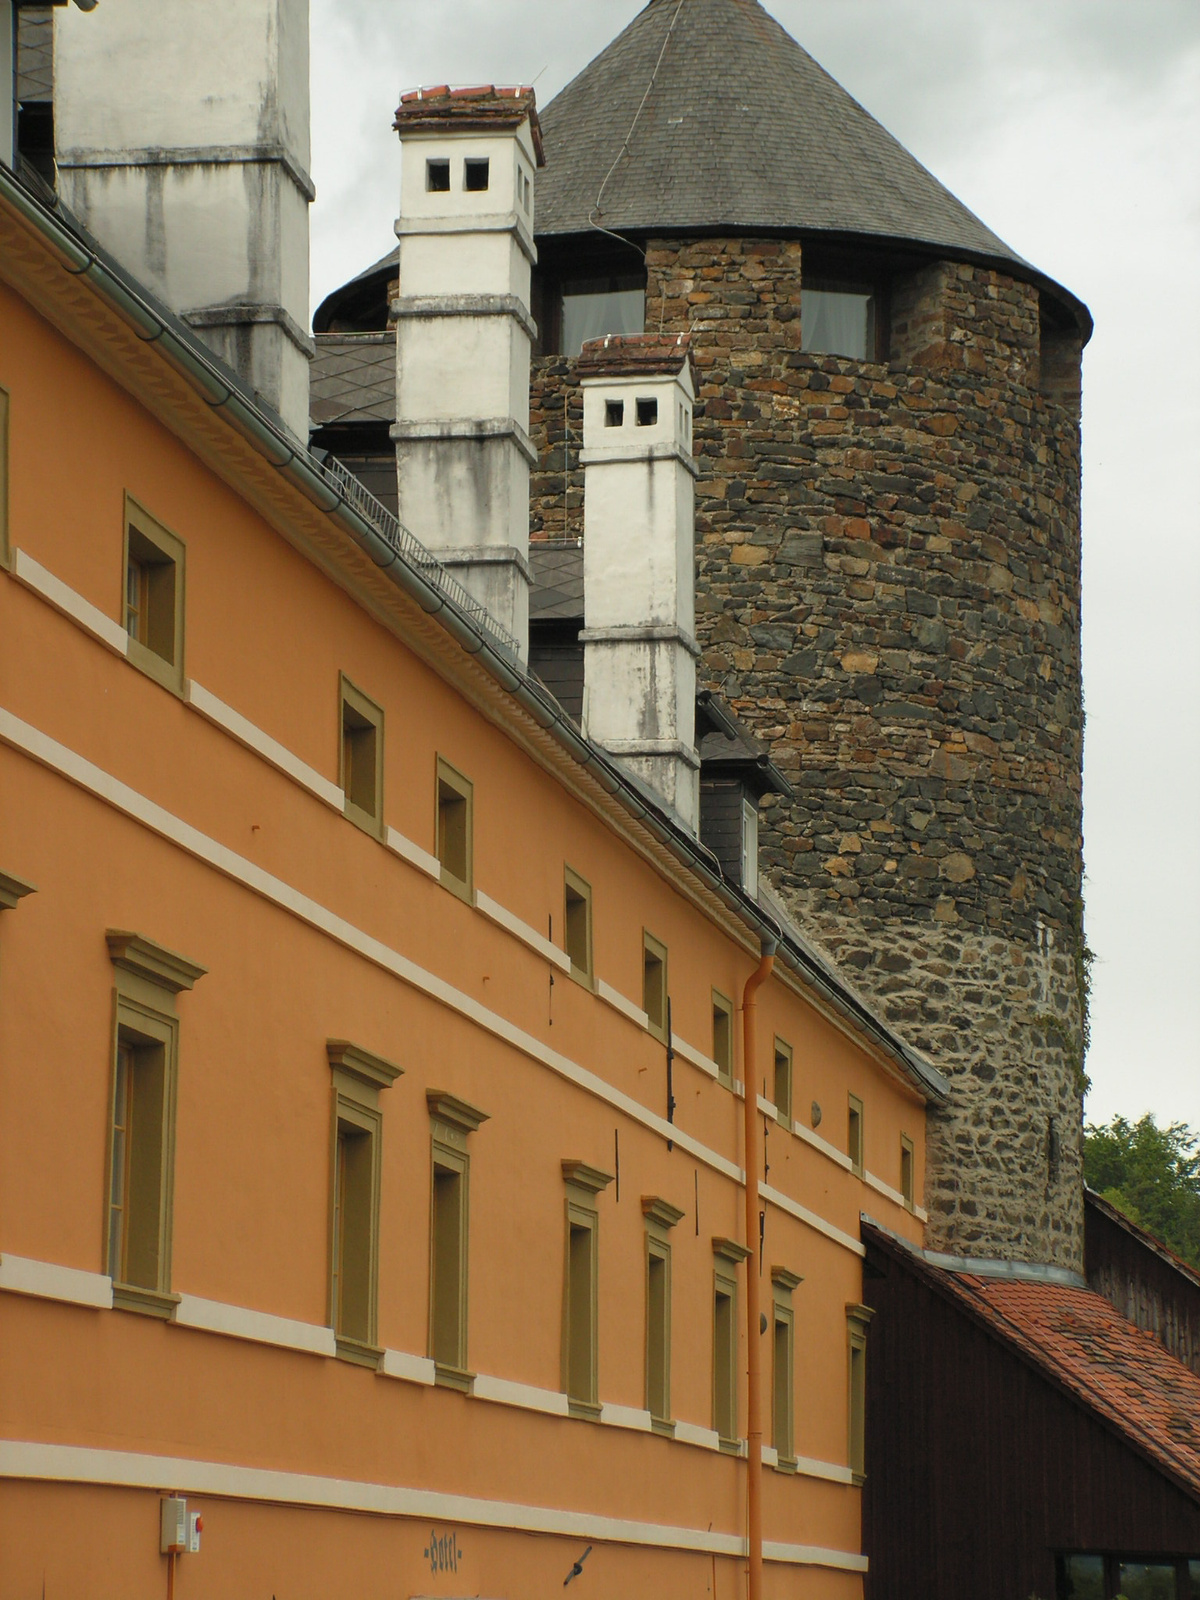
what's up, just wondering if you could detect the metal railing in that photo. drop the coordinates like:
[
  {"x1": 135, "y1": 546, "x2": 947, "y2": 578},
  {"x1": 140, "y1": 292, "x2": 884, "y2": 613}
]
[{"x1": 316, "y1": 451, "x2": 522, "y2": 662}]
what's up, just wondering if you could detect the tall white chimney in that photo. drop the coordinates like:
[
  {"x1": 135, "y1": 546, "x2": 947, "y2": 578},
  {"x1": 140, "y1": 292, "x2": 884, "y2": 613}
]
[
  {"x1": 391, "y1": 85, "x2": 542, "y2": 662},
  {"x1": 52, "y1": 0, "x2": 313, "y2": 440},
  {"x1": 579, "y1": 335, "x2": 700, "y2": 831}
]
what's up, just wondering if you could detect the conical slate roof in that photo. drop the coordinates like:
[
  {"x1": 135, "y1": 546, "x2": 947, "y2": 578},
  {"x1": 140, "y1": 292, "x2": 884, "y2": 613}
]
[{"x1": 537, "y1": 0, "x2": 1023, "y2": 267}]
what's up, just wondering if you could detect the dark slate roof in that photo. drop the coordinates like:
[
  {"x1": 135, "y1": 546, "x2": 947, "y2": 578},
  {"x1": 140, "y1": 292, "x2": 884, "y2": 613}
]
[
  {"x1": 537, "y1": 0, "x2": 1023, "y2": 266},
  {"x1": 529, "y1": 541, "x2": 584, "y2": 620},
  {"x1": 865, "y1": 1221, "x2": 1200, "y2": 1505},
  {"x1": 310, "y1": 333, "x2": 395, "y2": 426}
]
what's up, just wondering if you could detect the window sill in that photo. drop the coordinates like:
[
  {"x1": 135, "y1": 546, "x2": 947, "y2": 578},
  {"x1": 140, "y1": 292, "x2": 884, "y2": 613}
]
[
  {"x1": 112, "y1": 1283, "x2": 180, "y2": 1319},
  {"x1": 567, "y1": 964, "x2": 596, "y2": 993},
  {"x1": 566, "y1": 1397, "x2": 602, "y2": 1422},
  {"x1": 434, "y1": 1362, "x2": 475, "y2": 1394},
  {"x1": 717, "y1": 1436, "x2": 741, "y2": 1456},
  {"x1": 649, "y1": 1416, "x2": 676, "y2": 1439},
  {"x1": 774, "y1": 1455, "x2": 798, "y2": 1475},
  {"x1": 127, "y1": 637, "x2": 184, "y2": 698},
  {"x1": 335, "y1": 1335, "x2": 384, "y2": 1369},
  {"x1": 851, "y1": 1470, "x2": 866, "y2": 1488},
  {"x1": 439, "y1": 869, "x2": 475, "y2": 907},
  {"x1": 343, "y1": 800, "x2": 385, "y2": 842}
]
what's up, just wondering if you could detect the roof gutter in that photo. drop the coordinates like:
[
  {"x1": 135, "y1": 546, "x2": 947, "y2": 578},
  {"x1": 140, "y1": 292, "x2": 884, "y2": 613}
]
[{"x1": 0, "y1": 162, "x2": 947, "y2": 1107}]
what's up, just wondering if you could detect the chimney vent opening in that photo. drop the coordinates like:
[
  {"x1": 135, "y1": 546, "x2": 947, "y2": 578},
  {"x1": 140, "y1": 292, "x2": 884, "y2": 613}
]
[
  {"x1": 636, "y1": 397, "x2": 658, "y2": 427},
  {"x1": 426, "y1": 159, "x2": 451, "y2": 192},
  {"x1": 464, "y1": 157, "x2": 490, "y2": 192},
  {"x1": 605, "y1": 400, "x2": 625, "y2": 428}
]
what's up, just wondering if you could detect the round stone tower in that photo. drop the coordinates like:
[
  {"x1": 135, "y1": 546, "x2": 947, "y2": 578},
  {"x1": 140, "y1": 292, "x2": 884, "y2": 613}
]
[{"x1": 529, "y1": 0, "x2": 1091, "y2": 1270}]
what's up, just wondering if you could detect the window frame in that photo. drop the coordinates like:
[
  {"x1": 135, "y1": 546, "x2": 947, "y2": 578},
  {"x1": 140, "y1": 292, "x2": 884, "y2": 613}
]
[
  {"x1": 339, "y1": 673, "x2": 385, "y2": 840},
  {"x1": 561, "y1": 1160, "x2": 613, "y2": 1419},
  {"x1": 642, "y1": 1196, "x2": 683, "y2": 1433},
  {"x1": 711, "y1": 988, "x2": 734, "y2": 1089},
  {"x1": 326, "y1": 1040, "x2": 403, "y2": 1367},
  {"x1": 104, "y1": 931, "x2": 205, "y2": 1317},
  {"x1": 771, "y1": 1267, "x2": 801, "y2": 1470},
  {"x1": 435, "y1": 755, "x2": 475, "y2": 903},
  {"x1": 848, "y1": 1092, "x2": 865, "y2": 1178},
  {"x1": 426, "y1": 1091, "x2": 488, "y2": 1392},
  {"x1": 0, "y1": 382, "x2": 10, "y2": 571},
  {"x1": 846, "y1": 1301, "x2": 874, "y2": 1483},
  {"x1": 563, "y1": 865, "x2": 594, "y2": 989},
  {"x1": 712, "y1": 1236, "x2": 749, "y2": 1450},
  {"x1": 642, "y1": 930, "x2": 668, "y2": 1043},
  {"x1": 123, "y1": 495, "x2": 186, "y2": 696},
  {"x1": 900, "y1": 1132, "x2": 915, "y2": 1210},
  {"x1": 773, "y1": 1036, "x2": 793, "y2": 1126}
]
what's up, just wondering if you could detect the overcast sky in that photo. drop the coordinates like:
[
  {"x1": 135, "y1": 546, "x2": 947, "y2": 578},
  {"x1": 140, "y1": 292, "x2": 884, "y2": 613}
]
[{"x1": 309, "y1": 1, "x2": 1200, "y2": 1133}]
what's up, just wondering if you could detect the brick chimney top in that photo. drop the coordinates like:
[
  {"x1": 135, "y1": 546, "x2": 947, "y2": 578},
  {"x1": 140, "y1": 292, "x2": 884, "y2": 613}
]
[
  {"x1": 577, "y1": 333, "x2": 696, "y2": 387},
  {"x1": 394, "y1": 85, "x2": 544, "y2": 165}
]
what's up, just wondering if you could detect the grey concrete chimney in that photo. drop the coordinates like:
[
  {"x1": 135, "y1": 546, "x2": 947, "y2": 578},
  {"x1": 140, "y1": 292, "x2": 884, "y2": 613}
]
[
  {"x1": 391, "y1": 86, "x2": 543, "y2": 663},
  {"x1": 578, "y1": 335, "x2": 700, "y2": 831},
  {"x1": 52, "y1": 0, "x2": 313, "y2": 440}
]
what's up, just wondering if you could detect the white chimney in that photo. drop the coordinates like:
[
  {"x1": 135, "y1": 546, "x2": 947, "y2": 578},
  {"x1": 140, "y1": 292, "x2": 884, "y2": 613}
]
[
  {"x1": 579, "y1": 335, "x2": 700, "y2": 831},
  {"x1": 391, "y1": 85, "x2": 542, "y2": 662},
  {"x1": 52, "y1": 0, "x2": 313, "y2": 440}
]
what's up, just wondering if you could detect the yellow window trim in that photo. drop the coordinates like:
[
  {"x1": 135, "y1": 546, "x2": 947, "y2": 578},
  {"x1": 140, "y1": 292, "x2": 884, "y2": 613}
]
[
  {"x1": 339, "y1": 673, "x2": 385, "y2": 841},
  {"x1": 563, "y1": 864, "x2": 595, "y2": 989}
]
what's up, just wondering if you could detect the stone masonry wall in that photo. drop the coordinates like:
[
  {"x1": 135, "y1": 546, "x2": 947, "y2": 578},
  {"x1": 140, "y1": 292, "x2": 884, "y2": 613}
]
[{"x1": 528, "y1": 237, "x2": 1087, "y2": 1270}]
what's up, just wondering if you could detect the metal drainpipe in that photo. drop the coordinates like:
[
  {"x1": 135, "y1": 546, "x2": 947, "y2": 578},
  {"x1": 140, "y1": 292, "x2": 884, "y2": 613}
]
[{"x1": 742, "y1": 939, "x2": 776, "y2": 1600}]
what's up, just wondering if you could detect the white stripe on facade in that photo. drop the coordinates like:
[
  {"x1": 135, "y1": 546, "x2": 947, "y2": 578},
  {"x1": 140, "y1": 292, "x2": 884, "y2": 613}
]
[
  {"x1": 174, "y1": 1293, "x2": 337, "y2": 1356},
  {"x1": 0, "y1": 1439, "x2": 867, "y2": 1569},
  {"x1": 12, "y1": 548, "x2": 128, "y2": 655},
  {"x1": 0, "y1": 1253, "x2": 113, "y2": 1308}
]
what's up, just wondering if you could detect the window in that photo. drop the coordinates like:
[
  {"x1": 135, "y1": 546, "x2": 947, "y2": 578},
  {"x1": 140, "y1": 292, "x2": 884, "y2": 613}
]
[
  {"x1": 340, "y1": 675, "x2": 384, "y2": 838},
  {"x1": 426, "y1": 158, "x2": 450, "y2": 192},
  {"x1": 561, "y1": 1160, "x2": 613, "y2": 1417},
  {"x1": 326, "y1": 1040, "x2": 403, "y2": 1364},
  {"x1": 642, "y1": 931, "x2": 668, "y2": 1041},
  {"x1": 635, "y1": 397, "x2": 658, "y2": 427},
  {"x1": 560, "y1": 273, "x2": 646, "y2": 357},
  {"x1": 712, "y1": 989, "x2": 734, "y2": 1088},
  {"x1": 427, "y1": 1092, "x2": 488, "y2": 1390},
  {"x1": 604, "y1": 399, "x2": 624, "y2": 428},
  {"x1": 900, "y1": 1134, "x2": 915, "y2": 1209},
  {"x1": 741, "y1": 796, "x2": 759, "y2": 897},
  {"x1": 105, "y1": 931, "x2": 206, "y2": 1316},
  {"x1": 848, "y1": 1093, "x2": 864, "y2": 1177},
  {"x1": 802, "y1": 284, "x2": 877, "y2": 361},
  {"x1": 846, "y1": 1302, "x2": 874, "y2": 1481},
  {"x1": 436, "y1": 757, "x2": 474, "y2": 900},
  {"x1": 712, "y1": 1237, "x2": 748, "y2": 1447},
  {"x1": 464, "y1": 157, "x2": 490, "y2": 191},
  {"x1": 563, "y1": 866, "x2": 594, "y2": 987},
  {"x1": 124, "y1": 497, "x2": 185, "y2": 694},
  {"x1": 642, "y1": 1197, "x2": 682, "y2": 1431},
  {"x1": 771, "y1": 1268, "x2": 801, "y2": 1468},
  {"x1": 773, "y1": 1037, "x2": 792, "y2": 1125},
  {"x1": 0, "y1": 383, "x2": 9, "y2": 570}
]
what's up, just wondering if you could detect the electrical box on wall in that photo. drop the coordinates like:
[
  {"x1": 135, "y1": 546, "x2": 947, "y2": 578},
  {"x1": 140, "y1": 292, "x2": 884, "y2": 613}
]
[
  {"x1": 160, "y1": 1496, "x2": 187, "y2": 1554},
  {"x1": 187, "y1": 1510, "x2": 202, "y2": 1553}
]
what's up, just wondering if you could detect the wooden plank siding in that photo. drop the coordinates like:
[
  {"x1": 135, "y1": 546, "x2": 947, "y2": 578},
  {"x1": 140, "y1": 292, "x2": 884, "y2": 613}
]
[
  {"x1": 862, "y1": 1236, "x2": 1200, "y2": 1599},
  {"x1": 1086, "y1": 1190, "x2": 1200, "y2": 1377}
]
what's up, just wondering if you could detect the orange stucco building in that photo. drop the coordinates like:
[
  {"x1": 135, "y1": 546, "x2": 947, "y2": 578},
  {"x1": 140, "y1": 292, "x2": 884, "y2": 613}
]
[{"x1": 0, "y1": 51, "x2": 944, "y2": 1600}]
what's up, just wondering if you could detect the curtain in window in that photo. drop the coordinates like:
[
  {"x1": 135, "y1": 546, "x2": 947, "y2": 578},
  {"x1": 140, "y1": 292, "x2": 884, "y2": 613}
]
[{"x1": 801, "y1": 289, "x2": 872, "y2": 360}]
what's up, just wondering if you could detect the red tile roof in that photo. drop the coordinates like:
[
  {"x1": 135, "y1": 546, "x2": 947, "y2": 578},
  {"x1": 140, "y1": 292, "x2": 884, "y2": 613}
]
[
  {"x1": 865, "y1": 1222, "x2": 1200, "y2": 1503},
  {"x1": 576, "y1": 332, "x2": 696, "y2": 385},
  {"x1": 393, "y1": 86, "x2": 544, "y2": 165}
]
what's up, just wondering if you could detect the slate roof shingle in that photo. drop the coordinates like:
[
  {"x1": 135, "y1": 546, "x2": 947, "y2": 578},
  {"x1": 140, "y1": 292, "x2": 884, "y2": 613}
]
[
  {"x1": 529, "y1": 541, "x2": 584, "y2": 620},
  {"x1": 310, "y1": 332, "x2": 396, "y2": 426},
  {"x1": 537, "y1": 0, "x2": 1022, "y2": 265}
]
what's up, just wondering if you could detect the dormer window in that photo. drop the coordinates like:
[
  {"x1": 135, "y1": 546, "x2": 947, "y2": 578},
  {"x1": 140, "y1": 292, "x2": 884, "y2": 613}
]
[
  {"x1": 464, "y1": 158, "x2": 490, "y2": 192},
  {"x1": 426, "y1": 159, "x2": 450, "y2": 192},
  {"x1": 802, "y1": 282, "x2": 876, "y2": 361}
]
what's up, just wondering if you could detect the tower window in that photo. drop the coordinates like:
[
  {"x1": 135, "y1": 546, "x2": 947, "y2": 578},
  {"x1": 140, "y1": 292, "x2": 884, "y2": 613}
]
[
  {"x1": 436, "y1": 757, "x2": 474, "y2": 900},
  {"x1": 426, "y1": 159, "x2": 450, "y2": 192},
  {"x1": 340, "y1": 676, "x2": 384, "y2": 839},
  {"x1": 642, "y1": 931, "x2": 668, "y2": 1041},
  {"x1": 604, "y1": 399, "x2": 624, "y2": 428},
  {"x1": 802, "y1": 284, "x2": 877, "y2": 361},
  {"x1": 636, "y1": 397, "x2": 658, "y2": 427},
  {"x1": 560, "y1": 273, "x2": 645, "y2": 357},
  {"x1": 564, "y1": 867, "x2": 594, "y2": 986},
  {"x1": 464, "y1": 158, "x2": 490, "y2": 192}
]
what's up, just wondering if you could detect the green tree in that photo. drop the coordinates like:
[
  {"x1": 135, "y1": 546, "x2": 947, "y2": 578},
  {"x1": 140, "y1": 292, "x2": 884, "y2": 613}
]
[{"x1": 1084, "y1": 1114, "x2": 1200, "y2": 1271}]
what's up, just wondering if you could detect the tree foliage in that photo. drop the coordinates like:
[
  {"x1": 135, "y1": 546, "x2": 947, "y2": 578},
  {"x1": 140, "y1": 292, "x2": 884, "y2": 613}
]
[{"x1": 1084, "y1": 1114, "x2": 1200, "y2": 1271}]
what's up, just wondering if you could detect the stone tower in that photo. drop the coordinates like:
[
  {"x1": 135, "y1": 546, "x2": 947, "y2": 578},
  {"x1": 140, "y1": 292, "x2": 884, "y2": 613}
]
[{"x1": 528, "y1": 0, "x2": 1090, "y2": 1271}]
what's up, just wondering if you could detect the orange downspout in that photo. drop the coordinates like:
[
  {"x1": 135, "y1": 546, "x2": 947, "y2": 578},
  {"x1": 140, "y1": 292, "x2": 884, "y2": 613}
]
[{"x1": 742, "y1": 940, "x2": 775, "y2": 1600}]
